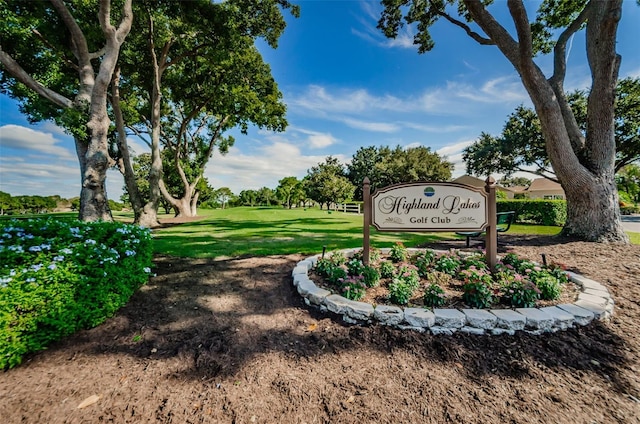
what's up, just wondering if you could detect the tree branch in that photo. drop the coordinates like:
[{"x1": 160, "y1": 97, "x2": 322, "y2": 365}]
[
  {"x1": 0, "y1": 47, "x2": 73, "y2": 108},
  {"x1": 507, "y1": 0, "x2": 533, "y2": 63},
  {"x1": 31, "y1": 28, "x2": 80, "y2": 71},
  {"x1": 434, "y1": 10, "x2": 494, "y2": 46}
]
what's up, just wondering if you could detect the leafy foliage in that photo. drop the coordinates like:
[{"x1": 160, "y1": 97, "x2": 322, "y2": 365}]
[{"x1": 0, "y1": 218, "x2": 153, "y2": 369}]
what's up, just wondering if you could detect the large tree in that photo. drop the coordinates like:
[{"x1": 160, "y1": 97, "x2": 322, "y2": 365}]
[
  {"x1": 113, "y1": 0, "x2": 296, "y2": 226},
  {"x1": 0, "y1": 0, "x2": 133, "y2": 222},
  {"x1": 464, "y1": 78, "x2": 640, "y2": 181},
  {"x1": 379, "y1": 0, "x2": 630, "y2": 242},
  {"x1": 306, "y1": 156, "x2": 355, "y2": 209},
  {"x1": 347, "y1": 145, "x2": 453, "y2": 200}
]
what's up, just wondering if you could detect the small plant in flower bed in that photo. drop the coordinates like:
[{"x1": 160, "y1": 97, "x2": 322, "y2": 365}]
[
  {"x1": 346, "y1": 258, "x2": 366, "y2": 276},
  {"x1": 352, "y1": 247, "x2": 381, "y2": 263},
  {"x1": 423, "y1": 283, "x2": 447, "y2": 307},
  {"x1": 388, "y1": 278, "x2": 414, "y2": 305},
  {"x1": 361, "y1": 265, "x2": 380, "y2": 288},
  {"x1": 313, "y1": 247, "x2": 573, "y2": 310},
  {"x1": 389, "y1": 242, "x2": 408, "y2": 263},
  {"x1": 337, "y1": 275, "x2": 367, "y2": 301},
  {"x1": 459, "y1": 266, "x2": 495, "y2": 308},
  {"x1": 0, "y1": 218, "x2": 153, "y2": 369},
  {"x1": 413, "y1": 250, "x2": 436, "y2": 277},
  {"x1": 433, "y1": 251, "x2": 462, "y2": 276},
  {"x1": 378, "y1": 260, "x2": 396, "y2": 279}
]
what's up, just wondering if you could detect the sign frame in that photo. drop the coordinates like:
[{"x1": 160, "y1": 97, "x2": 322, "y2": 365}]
[
  {"x1": 370, "y1": 182, "x2": 489, "y2": 232},
  {"x1": 362, "y1": 177, "x2": 498, "y2": 271}
]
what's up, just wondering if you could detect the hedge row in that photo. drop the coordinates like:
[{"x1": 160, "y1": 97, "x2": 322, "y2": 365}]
[
  {"x1": 497, "y1": 199, "x2": 567, "y2": 226},
  {"x1": 0, "y1": 218, "x2": 153, "y2": 369}
]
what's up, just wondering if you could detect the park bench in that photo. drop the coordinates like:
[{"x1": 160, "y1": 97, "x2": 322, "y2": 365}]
[{"x1": 455, "y1": 211, "x2": 515, "y2": 248}]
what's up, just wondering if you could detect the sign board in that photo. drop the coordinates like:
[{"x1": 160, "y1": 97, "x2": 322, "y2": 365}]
[{"x1": 371, "y1": 182, "x2": 488, "y2": 232}]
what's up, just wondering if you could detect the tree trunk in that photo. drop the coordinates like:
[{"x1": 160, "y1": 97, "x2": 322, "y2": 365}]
[
  {"x1": 465, "y1": 0, "x2": 627, "y2": 242},
  {"x1": 111, "y1": 67, "x2": 144, "y2": 223}
]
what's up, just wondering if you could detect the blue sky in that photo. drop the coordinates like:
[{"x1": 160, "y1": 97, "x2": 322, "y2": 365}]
[{"x1": 1, "y1": 0, "x2": 639, "y2": 200}]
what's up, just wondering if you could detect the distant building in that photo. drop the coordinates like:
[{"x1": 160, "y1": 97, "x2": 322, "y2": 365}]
[
  {"x1": 453, "y1": 175, "x2": 565, "y2": 200},
  {"x1": 452, "y1": 175, "x2": 515, "y2": 198},
  {"x1": 525, "y1": 178, "x2": 565, "y2": 199}
]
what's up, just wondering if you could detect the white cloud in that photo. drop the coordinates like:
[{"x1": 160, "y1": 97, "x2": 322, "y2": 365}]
[
  {"x1": 436, "y1": 139, "x2": 475, "y2": 177},
  {"x1": 204, "y1": 141, "x2": 349, "y2": 193},
  {"x1": 0, "y1": 124, "x2": 76, "y2": 160},
  {"x1": 352, "y1": 0, "x2": 415, "y2": 50},
  {"x1": 292, "y1": 128, "x2": 339, "y2": 148},
  {"x1": 0, "y1": 156, "x2": 81, "y2": 198},
  {"x1": 340, "y1": 117, "x2": 400, "y2": 133}
]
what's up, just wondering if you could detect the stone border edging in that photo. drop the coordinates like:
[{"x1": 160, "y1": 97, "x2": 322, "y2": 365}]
[{"x1": 292, "y1": 248, "x2": 614, "y2": 335}]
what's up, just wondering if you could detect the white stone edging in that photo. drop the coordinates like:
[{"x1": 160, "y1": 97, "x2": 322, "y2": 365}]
[{"x1": 292, "y1": 248, "x2": 614, "y2": 335}]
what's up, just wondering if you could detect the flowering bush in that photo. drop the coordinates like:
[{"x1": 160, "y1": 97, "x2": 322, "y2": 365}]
[
  {"x1": 314, "y1": 246, "x2": 572, "y2": 310},
  {"x1": 433, "y1": 252, "x2": 462, "y2": 276},
  {"x1": 423, "y1": 283, "x2": 447, "y2": 307},
  {"x1": 378, "y1": 260, "x2": 396, "y2": 279},
  {"x1": 389, "y1": 242, "x2": 408, "y2": 263},
  {"x1": 388, "y1": 279, "x2": 414, "y2": 305},
  {"x1": 0, "y1": 218, "x2": 153, "y2": 369},
  {"x1": 413, "y1": 250, "x2": 436, "y2": 277},
  {"x1": 361, "y1": 265, "x2": 380, "y2": 288},
  {"x1": 396, "y1": 264, "x2": 420, "y2": 290},
  {"x1": 346, "y1": 258, "x2": 366, "y2": 277},
  {"x1": 338, "y1": 275, "x2": 367, "y2": 301},
  {"x1": 500, "y1": 277, "x2": 540, "y2": 308}
]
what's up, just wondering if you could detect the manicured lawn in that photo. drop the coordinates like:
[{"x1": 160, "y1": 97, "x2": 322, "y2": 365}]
[{"x1": 150, "y1": 207, "x2": 566, "y2": 258}]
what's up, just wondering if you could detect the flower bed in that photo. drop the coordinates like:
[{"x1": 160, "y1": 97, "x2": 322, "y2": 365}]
[{"x1": 309, "y1": 242, "x2": 579, "y2": 310}]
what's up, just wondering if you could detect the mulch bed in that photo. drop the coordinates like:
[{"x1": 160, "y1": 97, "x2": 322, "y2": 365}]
[{"x1": 1, "y1": 234, "x2": 639, "y2": 423}]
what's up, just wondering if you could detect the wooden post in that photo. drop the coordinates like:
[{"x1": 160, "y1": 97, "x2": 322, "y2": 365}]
[
  {"x1": 485, "y1": 176, "x2": 497, "y2": 272},
  {"x1": 363, "y1": 177, "x2": 371, "y2": 266}
]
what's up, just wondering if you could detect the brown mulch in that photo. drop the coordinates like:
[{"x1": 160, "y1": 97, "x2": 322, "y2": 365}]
[{"x1": 1, "y1": 234, "x2": 639, "y2": 423}]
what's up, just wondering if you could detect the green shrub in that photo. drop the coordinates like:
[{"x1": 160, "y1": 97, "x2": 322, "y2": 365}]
[
  {"x1": 412, "y1": 250, "x2": 436, "y2": 277},
  {"x1": 462, "y1": 281, "x2": 494, "y2": 308},
  {"x1": 434, "y1": 252, "x2": 461, "y2": 276},
  {"x1": 337, "y1": 275, "x2": 366, "y2": 301},
  {"x1": 535, "y1": 275, "x2": 562, "y2": 300},
  {"x1": 346, "y1": 258, "x2": 366, "y2": 277},
  {"x1": 500, "y1": 278, "x2": 540, "y2": 308},
  {"x1": 361, "y1": 265, "x2": 380, "y2": 288},
  {"x1": 423, "y1": 284, "x2": 447, "y2": 308},
  {"x1": 0, "y1": 218, "x2": 153, "y2": 369},
  {"x1": 378, "y1": 260, "x2": 396, "y2": 279},
  {"x1": 497, "y1": 199, "x2": 566, "y2": 226},
  {"x1": 388, "y1": 279, "x2": 414, "y2": 305},
  {"x1": 389, "y1": 242, "x2": 408, "y2": 263},
  {"x1": 396, "y1": 264, "x2": 420, "y2": 290}
]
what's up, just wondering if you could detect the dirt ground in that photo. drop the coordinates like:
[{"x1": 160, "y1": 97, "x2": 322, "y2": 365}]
[{"x1": 1, "y1": 232, "x2": 639, "y2": 424}]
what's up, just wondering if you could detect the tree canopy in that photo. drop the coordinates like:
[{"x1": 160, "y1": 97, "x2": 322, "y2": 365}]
[
  {"x1": 347, "y1": 145, "x2": 453, "y2": 199},
  {"x1": 464, "y1": 78, "x2": 640, "y2": 181},
  {"x1": 378, "y1": 0, "x2": 631, "y2": 242}
]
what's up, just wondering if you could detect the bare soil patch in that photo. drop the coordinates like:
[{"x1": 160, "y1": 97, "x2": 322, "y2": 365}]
[{"x1": 1, "y1": 234, "x2": 639, "y2": 423}]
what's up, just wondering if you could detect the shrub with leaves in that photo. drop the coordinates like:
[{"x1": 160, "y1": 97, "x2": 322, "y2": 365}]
[
  {"x1": 396, "y1": 264, "x2": 420, "y2": 290},
  {"x1": 434, "y1": 252, "x2": 462, "y2": 276},
  {"x1": 338, "y1": 275, "x2": 367, "y2": 301},
  {"x1": 388, "y1": 279, "x2": 414, "y2": 305},
  {"x1": 389, "y1": 242, "x2": 407, "y2": 263},
  {"x1": 314, "y1": 257, "x2": 335, "y2": 278},
  {"x1": 361, "y1": 265, "x2": 380, "y2": 287},
  {"x1": 0, "y1": 218, "x2": 153, "y2": 369},
  {"x1": 423, "y1": 283, "x2": 447, "y2": 307},
  {"x1": 413, "y1": 250, "x2": 436, "y2": 277},
  {"x1": 346, "y1": 258, "x2": 366, "y2": 277},
  {"x1": 462, "y1": 280, "x2": 494, "y2": 308},
  {"x1": 535, "y1": 275, "x2": 562, "y2": 300},
  {"x1": 378, "y1": 260, "x2": 396, "y2": 279},
  {"x1": 328, "y1": 251, "x2": 347, "y2": 266},
  {"x1": 500, "y1": 274, "x2": 540, "y2": 308}
]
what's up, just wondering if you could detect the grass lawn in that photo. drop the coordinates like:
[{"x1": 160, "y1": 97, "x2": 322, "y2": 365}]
[{"x1": 150, "y1": 207, "x2": 568, "y2": 258}]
